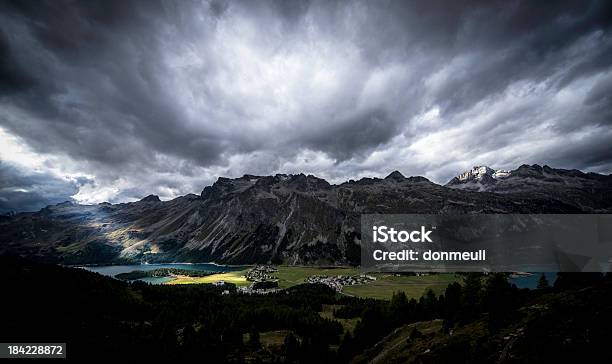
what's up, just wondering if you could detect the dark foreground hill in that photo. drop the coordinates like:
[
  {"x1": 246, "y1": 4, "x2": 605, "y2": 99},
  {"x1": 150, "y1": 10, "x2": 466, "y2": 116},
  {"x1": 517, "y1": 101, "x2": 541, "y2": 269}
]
[
  {"x1": 1, "y1": 164, "x2": 610, "y2": 265},
  {"x1": 351, "y1": 278, "x2": 612, "y2": 363},
  {"x1": 2, "y1": 256, "x2": 611, "y2": 363}
]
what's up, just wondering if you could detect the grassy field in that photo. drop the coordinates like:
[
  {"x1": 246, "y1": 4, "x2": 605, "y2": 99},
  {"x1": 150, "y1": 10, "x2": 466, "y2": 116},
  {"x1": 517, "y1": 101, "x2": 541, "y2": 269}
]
[
  {"x1": 164, "y1": 265, "x2": 360, "y2": 288},
  {"x1": 163, "y1": 266, "x2": 461, "y2": 301},
  {"x1": 362, "y1": 319, "x2": 444, "y2": 364},
  {"x1": 342, "y1": 273, "x2": 460, "y2": 300},
  {"x1": 275, "y1": 266, "x2": 459, "y2": 300},
  {"x1": 319, "y1": 304, "x2": 360, "y2": 334},
  {"x1": 251, "y1": 330, "x2": 293, "y2": 348},
  {"x1": 166, "y1": 269, "x2": 251, "y2": 286}
]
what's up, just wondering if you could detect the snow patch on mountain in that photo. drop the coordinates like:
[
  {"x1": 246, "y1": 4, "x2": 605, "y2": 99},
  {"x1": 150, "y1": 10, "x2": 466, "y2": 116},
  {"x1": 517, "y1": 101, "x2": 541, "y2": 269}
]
[{"x1": 446, "y1": 165, "x2": 511, "y2": 191}]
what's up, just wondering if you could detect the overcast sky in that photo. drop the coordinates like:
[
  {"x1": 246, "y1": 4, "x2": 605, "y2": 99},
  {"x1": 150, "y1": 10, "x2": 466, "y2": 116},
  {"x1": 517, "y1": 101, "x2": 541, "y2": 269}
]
[{"x1": 1, "y1": 0, "x2": 611, "y2": 212}]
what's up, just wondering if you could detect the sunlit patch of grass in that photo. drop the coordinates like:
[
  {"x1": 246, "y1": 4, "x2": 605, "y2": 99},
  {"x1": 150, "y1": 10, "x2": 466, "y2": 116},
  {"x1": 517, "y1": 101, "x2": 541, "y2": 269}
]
[
  {"x1": 247, "y1": 330, "x2": 293, "y2": 348},
  {"x1": 55, "y1": 242, "x2": 84, "y2": 253},
  {"x1": 104, "y1": 227, "x2": 131, "y2": 241},
  {"x1": 165, "y1": 270, "x2": 250, "y2": 286}
]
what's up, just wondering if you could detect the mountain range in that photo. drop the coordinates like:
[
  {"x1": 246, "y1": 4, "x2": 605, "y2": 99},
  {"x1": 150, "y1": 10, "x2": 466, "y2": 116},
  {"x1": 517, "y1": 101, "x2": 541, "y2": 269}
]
[{"x1": 1, "y1": 164, "x2": 610, "y2": 265}]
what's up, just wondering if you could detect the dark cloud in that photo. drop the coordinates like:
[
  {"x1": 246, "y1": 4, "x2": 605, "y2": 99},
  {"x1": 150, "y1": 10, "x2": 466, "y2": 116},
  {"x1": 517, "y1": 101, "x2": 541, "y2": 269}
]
[
  {"x1": 0, "y1": 0, "x2": 611, "y2": 209},
  {"x1": 0, "y1": 29, "x2": 35, "y2": 94},
  {"x1": 303, "y1": 109, "x2": 399, "y2": 160},
  {"x1": 0, "y1": 162, "x2": 81, "y2": 213}
]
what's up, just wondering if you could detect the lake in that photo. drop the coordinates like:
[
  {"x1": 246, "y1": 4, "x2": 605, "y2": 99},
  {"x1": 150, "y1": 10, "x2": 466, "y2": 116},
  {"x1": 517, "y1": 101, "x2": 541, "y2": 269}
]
[
  {"x1": 79, "y1": 263, "x2": 246, "y2": 284},
  {"x1": 81, "y1": 263, "x2": 556, "y2": 288},
  {"x1": 509, "y1": 272, "x2": 557, "y2": 289}
]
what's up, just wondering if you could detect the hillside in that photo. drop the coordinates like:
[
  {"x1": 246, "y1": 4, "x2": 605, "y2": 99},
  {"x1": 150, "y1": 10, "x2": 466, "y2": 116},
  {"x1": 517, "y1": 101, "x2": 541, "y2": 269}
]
[
  {"x1": 1, "y1": 164, "x2": 610, "y2": 265},
  {"x1": 3, "y1": 256, "x2": 611, "y2": 362},
  {"x1": 352, "y1": 281, "x2": 612, "y2": 364}
]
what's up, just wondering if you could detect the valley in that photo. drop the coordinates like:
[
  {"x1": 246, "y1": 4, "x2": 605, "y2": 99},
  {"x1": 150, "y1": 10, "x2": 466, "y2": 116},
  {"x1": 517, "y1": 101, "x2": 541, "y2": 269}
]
[
  {"x1": 82, "y1": 263, "x2": 523, "y2": 300},
  {"x1": 83, "y1": 261, "x2": 460, "y2": 298}
]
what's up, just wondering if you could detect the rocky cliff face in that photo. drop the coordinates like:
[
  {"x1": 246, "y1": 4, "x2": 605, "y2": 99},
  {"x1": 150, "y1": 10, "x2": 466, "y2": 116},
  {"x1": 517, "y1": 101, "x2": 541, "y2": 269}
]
[
  {"x1": 446, "y1": 165, "x2": 510, "y2": 191},
  {"x1": 1, "y1": 165, "x2": 611, "y2": 265},
  {"x1": 446, "y1": 164, "x2": 612, "y2": 209}
]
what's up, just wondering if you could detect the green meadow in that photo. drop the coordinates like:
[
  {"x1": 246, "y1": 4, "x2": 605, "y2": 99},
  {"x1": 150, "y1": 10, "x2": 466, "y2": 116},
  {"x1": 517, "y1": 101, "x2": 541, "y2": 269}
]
[
  {"x1": 341, "y1": 273, "x2": 460, "y2": 300},
  {"x1": 165, "y1": 265, "x2": 460, "y2": 301},
  {"x1": 167, "y1": 269, "x2": 251, "y2": 286}
]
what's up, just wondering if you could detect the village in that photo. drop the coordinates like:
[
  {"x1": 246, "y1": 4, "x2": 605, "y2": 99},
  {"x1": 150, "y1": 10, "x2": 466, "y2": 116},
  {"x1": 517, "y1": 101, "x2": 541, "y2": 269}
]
[
  {"x1": 235, "y1": 265, "x2": 281, "y2": 295},
  {"x1": 305, "y1": 274, "x2": 377, "y2": 292},
  {"x1": 233, "y1": 265, "x2": 378, "y2": 295},
  {"x1": 245, "y1": 264, "x2": 278, "y2": 282}
]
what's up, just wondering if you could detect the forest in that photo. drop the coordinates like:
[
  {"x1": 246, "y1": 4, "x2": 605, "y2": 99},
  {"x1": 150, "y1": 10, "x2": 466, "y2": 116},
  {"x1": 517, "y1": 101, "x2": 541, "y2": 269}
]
[{"x1": 2, "y1": 255, "x2": 611, "y2": 363}]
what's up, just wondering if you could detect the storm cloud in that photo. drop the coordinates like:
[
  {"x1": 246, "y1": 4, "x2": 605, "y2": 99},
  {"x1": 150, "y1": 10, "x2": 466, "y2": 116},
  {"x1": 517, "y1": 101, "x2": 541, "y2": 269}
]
[
  {"x1": 1, "y1": 0, "x2": 611, "y2": 211},
  {"x1": 0, "y1": 161, "x2": 82, "y2": 213}
]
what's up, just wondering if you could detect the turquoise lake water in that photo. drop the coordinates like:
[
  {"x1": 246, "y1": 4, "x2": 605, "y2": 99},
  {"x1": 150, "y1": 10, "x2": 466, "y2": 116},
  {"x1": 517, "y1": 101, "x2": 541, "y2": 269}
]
[
  {"x1": 509, "y1": 272, "x2": 557, "y2": 289},
  {"x1": 81, "y1": 263, "x2": 557, "y2": 288}
]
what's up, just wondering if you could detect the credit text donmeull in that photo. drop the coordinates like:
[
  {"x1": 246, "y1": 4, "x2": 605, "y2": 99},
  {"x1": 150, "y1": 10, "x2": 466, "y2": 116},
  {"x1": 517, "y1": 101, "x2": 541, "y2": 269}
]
[{"x1": 371, "y1": 225, "x2": 486, "y2": 262}]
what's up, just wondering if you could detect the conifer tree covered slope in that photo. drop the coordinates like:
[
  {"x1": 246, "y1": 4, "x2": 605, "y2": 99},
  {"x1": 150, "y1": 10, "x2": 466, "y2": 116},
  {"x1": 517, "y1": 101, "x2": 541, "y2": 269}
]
[
  {"x1": 3, "y1": 256, "x2": 611, "y2": 363},
  {"x1": 347, "y1": 273, "x2": 612, "y2": 364},
  {"x1": 0, "y1": 165, "x2": 611, "y2": 265}
]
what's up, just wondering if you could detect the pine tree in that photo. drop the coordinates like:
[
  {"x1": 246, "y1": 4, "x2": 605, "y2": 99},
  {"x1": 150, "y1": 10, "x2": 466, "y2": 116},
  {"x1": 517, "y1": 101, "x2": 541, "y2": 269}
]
[
  {"x1": 459, "y1": 273, "x2": 483, "y2": 323},
  {"x1": 282, "y1": 333, "x2": 300, "y2": 362},
  {"x1": 443, "y1": 282, "x2": 462, "y2": 332},
  {"x1": 337, "y1": 331, "x2": 355, "y2": 362},
  {"x1": 537, "y1": 274, "x2": 550, "y2": 289},
  {"x1": 248, "y1": 328, "x2": 260, "y2": 348}
]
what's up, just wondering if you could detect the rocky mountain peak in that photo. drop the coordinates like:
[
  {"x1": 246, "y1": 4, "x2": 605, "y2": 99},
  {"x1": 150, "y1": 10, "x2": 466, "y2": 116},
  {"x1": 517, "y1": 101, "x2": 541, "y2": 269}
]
[
  {"x1": 446, "y1": 165, "x2": 511, "y2": 191},
  {"x1": 384, "y1": 170, "x2": 406, "y2": 181},
  {"x1": 2, "y1": 164, "x2": 611, "y2": 266},
  {"x1": 457, "y1": 166, "x2": 495, "y2": 182},
  {"x1": 406, "y1": 176, "x2": 431, "y2": 183},
  {"x1": 140, "y1": 194, "x2": 161, "y2": 202},
  {"x1": 513, "y1": 164, "x2": 546, "y2": 178},
  {"x1": 286, "y1": 173, "x2": 331, "y2": 191},
  {"x1": 446, "y1": 164, "x2": 612, "y2": 194},
  {"x1": 201, "y1": 176, "x2": 257, "y2": 199}
]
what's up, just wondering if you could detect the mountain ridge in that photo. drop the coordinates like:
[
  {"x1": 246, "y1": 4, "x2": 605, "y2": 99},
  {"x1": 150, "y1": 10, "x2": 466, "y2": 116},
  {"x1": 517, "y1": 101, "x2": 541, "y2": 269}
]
[{"x1": 1, "y1": 164, "x2": 611, "y2": 265}]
